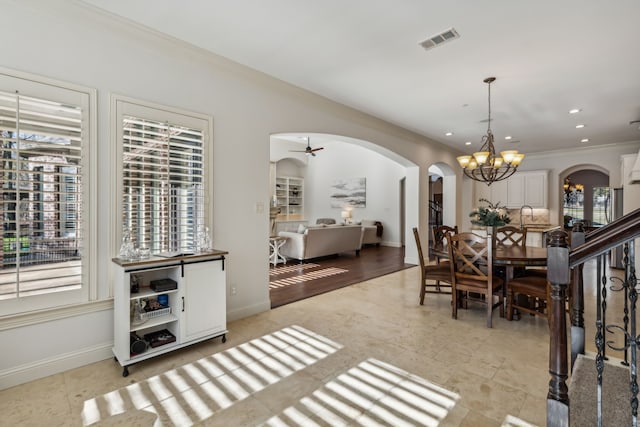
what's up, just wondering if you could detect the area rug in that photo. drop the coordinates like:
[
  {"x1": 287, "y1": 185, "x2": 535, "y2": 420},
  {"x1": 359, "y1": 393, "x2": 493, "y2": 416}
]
[{"x1": 569, "y1": 353, "x2": 632, "y2": 426}]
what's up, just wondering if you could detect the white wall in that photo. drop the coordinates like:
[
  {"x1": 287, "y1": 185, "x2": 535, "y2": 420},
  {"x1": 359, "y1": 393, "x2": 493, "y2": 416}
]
[
  {"x1": 304, "y1": 141, "x2": 406, "y2": 246},
  {"x1": 0, "y1": 1, "x2": 461, "y2": 388}
]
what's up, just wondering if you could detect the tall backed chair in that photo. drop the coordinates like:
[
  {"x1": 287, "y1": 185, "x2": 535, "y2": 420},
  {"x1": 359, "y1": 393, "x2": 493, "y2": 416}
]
[
  {"x1": 413, "y1": 227, "x2": 453, "y2": 305},
  {"x1": 431, "y1": 225, "x2": 458, "y2": 264},
  {"x1": 493, "y1": 225, "x2": 526, "y2": 247},
  {"x1": 447, "y1": 232, "x2": 504, "y2": 328},
  {"x1": 493, "y1": 225, "x2": 527, "y2": 278}
]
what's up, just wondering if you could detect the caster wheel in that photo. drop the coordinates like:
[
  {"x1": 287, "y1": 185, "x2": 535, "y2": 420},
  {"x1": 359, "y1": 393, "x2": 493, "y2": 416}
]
[
  {"x1": 122, "y1": 367, "x2": 129, "y2": 377},
  {"x1": 222, "y1": 334, "x2": 227, "y2": 343}
]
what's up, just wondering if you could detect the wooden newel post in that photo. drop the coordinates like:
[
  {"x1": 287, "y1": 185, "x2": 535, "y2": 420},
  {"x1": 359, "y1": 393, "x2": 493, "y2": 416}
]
[
  {"x1": 570, "y1": 223, "x2": 586, "y2": 369},
  {"x1": 547, "y1": 229, "x2": 571, "y2": 427}
]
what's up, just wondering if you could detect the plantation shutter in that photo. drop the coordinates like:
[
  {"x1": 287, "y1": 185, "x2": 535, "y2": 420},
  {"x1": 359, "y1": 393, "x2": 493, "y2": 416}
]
[
  {"x1": 0, "y1": 90, "x2": 84, "y2": 299},
  {"x1": 122, "y1": 115, "x2": 205, "y2": 253}
]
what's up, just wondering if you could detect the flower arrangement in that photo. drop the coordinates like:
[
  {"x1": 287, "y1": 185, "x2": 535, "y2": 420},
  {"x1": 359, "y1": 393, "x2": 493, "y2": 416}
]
[{"x1": 469, "y1": 198, "x2": 511, "y2": 227}]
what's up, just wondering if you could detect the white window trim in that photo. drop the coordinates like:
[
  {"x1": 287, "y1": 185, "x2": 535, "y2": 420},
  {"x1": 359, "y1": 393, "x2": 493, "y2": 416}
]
[
  {"x1": 0, "y1": 66, "x2": 97, "y2": 325},
  {"x1": 109, "y1": 95, "x2": 213, "y2": 296}
]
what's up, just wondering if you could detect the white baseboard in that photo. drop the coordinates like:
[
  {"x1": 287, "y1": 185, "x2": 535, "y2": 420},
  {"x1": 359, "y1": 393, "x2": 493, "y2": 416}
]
[
  {"x1": 0, "y1": 342, "x2": 113, "y2": 391},
  {"x1": 227, "y1": 300, "x2": 271, "y2": 322},
  {"x1": 381, "y1": 240, "x2": 402, "y2": 248},
  {"x1": 404, "y1": 256, "x2": 419, "y2": 265}
]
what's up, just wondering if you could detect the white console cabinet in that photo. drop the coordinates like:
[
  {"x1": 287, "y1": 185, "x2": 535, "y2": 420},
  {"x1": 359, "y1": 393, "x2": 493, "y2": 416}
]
[{"x1": 112, "y1": 251, "x2": 228, "y2": 377}]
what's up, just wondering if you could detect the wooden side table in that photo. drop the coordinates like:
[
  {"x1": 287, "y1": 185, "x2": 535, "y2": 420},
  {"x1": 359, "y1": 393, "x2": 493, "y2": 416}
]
[{"x1": 269, "y1": 236, "x2": 288, "y2": 266}]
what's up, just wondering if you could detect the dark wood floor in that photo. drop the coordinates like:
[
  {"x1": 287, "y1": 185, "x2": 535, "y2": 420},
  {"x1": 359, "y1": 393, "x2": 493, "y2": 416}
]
[{"x1": 269, "y1": 245, "x2": 414, "y2": 308}]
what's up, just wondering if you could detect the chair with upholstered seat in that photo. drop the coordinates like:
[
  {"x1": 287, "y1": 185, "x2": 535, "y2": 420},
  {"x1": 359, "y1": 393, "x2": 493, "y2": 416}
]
[
  {"x1": 413, "y1": 227, "x2": 454, "y2": 305},
  {"x1": 505, "y1": 273, "x2": 549, "y2": 321},
  {"x1": 447, "y1": 232, "x2": 504, "y2": 328}
]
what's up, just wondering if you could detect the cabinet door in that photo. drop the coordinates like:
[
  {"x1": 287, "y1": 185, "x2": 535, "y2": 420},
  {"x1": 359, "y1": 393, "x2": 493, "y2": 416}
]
[
  {"x1": 181, "y1": 260, "x2": 226, "y2": 342},
  {"x1": 489, "y1": 180, "x2": 509, "y2": 206},
  {"x1": 524, "y1": 172, "x2": 547, "y2": 207},
  {"x1": 506, "y1": 174, "x2": 525, "y2": 207}
]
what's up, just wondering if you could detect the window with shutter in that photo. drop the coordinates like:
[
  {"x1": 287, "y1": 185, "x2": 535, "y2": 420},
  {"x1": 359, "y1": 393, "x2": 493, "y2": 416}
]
[
  {"x1": 0, "y1": 70, "x2": 95, "y2": 315},
  {"x1": 115, "y1": 98, "x2": 211, "y2": 256}
]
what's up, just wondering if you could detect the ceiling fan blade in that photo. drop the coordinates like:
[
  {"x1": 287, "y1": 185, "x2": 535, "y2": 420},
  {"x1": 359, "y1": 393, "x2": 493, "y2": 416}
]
[{"x1": 310, "y1": 147, "x2": 324, "y2": 152}]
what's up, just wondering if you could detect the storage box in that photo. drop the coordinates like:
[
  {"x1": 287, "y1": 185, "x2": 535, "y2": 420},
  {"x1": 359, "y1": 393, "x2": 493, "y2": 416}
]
[{"x1": 150, "y1": 278, "x2": 177, "y2": 292}]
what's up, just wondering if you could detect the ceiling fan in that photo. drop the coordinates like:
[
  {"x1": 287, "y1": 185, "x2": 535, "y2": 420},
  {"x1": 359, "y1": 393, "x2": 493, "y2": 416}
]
[{"x1": 289, "y1": 137, "x2": 324, "y2": 156}]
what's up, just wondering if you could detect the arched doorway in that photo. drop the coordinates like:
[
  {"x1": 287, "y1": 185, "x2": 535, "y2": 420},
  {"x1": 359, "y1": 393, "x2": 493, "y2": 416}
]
[
  {"x1": 428, "y1": 162, "x2": 456, "y2": 247},
  {"x1": 270, "y1": 132, "x2": 427, "y2": 263},
  {"x1": 559, "y1": 165, "x2": 610, "y2": 227}
]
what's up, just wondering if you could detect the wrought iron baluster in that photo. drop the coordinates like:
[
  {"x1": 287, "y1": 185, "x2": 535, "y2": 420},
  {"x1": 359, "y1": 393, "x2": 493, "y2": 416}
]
[
  {"x1": 623, "y1": 241, "x2": 630, "y2": 366},
  {"x1": 629, "y1": 241, "x2": 638, "y2": 425},
  {"x1": 595, "y1": 255, "x2": 604, "y2": 427}
]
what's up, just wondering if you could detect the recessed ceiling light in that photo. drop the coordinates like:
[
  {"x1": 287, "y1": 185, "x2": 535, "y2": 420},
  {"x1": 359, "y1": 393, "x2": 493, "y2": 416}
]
[
  {"x1": 465, "y1": 141, "x2": 472, "y2": 146},
  {"x1": 575, "y1": 124, "x2": 585, "y2": 129},
  {"x1": 569, "y1": 108, "x2": 582, "y2": 114},
  {"x1": 504, "y1": 136, "x2": 512, "y2": 140},
  {"x1": 581, "y1": 138, "x2": 589, "y2": 143},
  {"x1": 445, "y1": 132, "x2": 453, "y2": 136}
]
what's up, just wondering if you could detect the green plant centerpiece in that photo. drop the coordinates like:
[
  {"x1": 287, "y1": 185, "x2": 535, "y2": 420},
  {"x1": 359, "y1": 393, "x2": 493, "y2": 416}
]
[{"x1": 469, "y1": 198, "x2": 511, "y2": 227}]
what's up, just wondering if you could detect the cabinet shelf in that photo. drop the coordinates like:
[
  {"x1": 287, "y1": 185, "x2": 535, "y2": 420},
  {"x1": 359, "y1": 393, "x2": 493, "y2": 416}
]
[
  {"x1": 130, "y1": 287, "x2": 178, "y2": 300},
  {"x1": 275, "y1": 176, "x2": 304, "y2": 220},
  {"x1": 130, "y1": 313, "x2": 179, "y2": 332}
]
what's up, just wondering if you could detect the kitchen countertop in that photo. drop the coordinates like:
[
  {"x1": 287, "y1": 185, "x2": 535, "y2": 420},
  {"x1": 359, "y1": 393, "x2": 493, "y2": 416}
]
[{"x1": 523, "y1": 224, "x2": 561, "y2": 233}]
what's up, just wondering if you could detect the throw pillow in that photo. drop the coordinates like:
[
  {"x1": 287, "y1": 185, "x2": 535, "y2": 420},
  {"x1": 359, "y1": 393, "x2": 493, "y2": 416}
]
[{"x1": 297, "y1": 224, "x2": 307, "y2": 234}]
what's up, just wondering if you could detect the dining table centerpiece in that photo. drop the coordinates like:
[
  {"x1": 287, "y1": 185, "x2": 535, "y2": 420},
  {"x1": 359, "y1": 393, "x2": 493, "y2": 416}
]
[{"x1": 469, "y1": 198, "x2": 511, "y2": 235}]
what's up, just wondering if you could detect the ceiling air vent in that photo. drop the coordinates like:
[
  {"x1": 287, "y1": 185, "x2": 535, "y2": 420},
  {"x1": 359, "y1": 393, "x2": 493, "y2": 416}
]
[{"x1": 419, "y1": 27, "x2": 460, "y2": 51}]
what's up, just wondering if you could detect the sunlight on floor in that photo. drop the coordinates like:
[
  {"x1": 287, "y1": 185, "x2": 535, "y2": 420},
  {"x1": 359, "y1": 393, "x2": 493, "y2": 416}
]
[
  {"x1": 262, "y1": 358, "x2": 460, "y2": 426},
  {"x1": 80, "y1": 325, "x2": 468, "y2": 426},
  {"x1": 81, "y1": 325, "x2": 342, "y2": 426}
]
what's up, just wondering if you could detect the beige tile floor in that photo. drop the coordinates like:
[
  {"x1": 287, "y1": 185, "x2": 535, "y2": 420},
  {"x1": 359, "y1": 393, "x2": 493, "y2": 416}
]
[{"x1": 0, "y1": 262, "x2": 621, "y2": 426}]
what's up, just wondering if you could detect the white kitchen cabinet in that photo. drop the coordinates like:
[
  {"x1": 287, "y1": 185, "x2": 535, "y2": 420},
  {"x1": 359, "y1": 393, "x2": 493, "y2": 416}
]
[
  {"x1": 112, "y1": 251, "x2": 228, "y2": 377},
  {"x1": 481, "y1": 170, "x2": 548, "y2": 208},
  {"x1": 523, "y1": 171, "x2": 547, "y2": 207}
]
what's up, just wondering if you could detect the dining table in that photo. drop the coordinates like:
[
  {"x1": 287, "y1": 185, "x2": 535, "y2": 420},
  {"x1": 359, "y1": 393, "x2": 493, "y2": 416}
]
[{"x1": 430, "y1": 238, "x2": 548, "y2": 319}]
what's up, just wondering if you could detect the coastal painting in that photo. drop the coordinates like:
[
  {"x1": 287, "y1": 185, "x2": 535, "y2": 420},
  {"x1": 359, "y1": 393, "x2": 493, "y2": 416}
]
[{"x1": 330, "y1": 177, "x2": 366, "y2": 208}]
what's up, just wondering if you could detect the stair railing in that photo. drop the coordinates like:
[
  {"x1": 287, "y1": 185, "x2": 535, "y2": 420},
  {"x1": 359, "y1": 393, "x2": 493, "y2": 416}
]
[{"x1": 547, "y1": 207, "x2": 640, "y2": 427}]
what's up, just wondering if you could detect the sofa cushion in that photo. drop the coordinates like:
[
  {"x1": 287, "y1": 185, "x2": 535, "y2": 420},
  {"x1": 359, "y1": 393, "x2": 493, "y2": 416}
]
[{"x1": 279, "y1": 225, "x2": 363, "y2": 260}]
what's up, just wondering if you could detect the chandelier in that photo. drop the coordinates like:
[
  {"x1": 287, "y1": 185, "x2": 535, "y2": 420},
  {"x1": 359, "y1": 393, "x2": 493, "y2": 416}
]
[
  {"x1": 563, "y1": 177, "x2": 584, "y2": 205},
  {"x1": 456, "y1": 77, "x2": 524, "y2": 186}
]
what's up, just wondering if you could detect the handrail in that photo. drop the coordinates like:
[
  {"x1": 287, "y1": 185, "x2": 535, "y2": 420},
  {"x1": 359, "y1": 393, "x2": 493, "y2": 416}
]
[{"x1": 569, "y1": 207, "x2": 640, "y2": 267}]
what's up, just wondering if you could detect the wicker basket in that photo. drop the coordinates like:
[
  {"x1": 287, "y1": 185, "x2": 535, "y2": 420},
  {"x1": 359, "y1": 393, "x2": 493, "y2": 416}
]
[{"x1": 140, "y1": 306, "x2": 171, "y2": 320}]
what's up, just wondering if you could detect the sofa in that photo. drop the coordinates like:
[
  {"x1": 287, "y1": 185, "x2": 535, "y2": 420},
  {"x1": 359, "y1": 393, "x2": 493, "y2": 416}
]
[
  {"x1": 361, "y1": 219, "x2": 383, "y2": 246},
  {"x1": 278, "y1": 224, "x2": 363, "y2": 261}
]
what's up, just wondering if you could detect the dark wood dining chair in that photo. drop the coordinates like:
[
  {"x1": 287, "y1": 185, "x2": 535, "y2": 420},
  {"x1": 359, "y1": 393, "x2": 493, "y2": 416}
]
[
  {"x1": 446, "y1": 232, "x2": 504, "y2": 328},
  {"x1": 431, "y1": 225, "x2": 458, "y2": 263},
  {"x1": 413, "y1": 227, "x2": 453, "y2": 305},
  {"x1": 493, "y1": 225, "x2": 526, "y2": 247},
  {"x1": 493, "y1": 225, "x2": 527, "y2": 278},
  {"x1": 505, "y1": 274, "x2": 549, "y2": 321}
]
